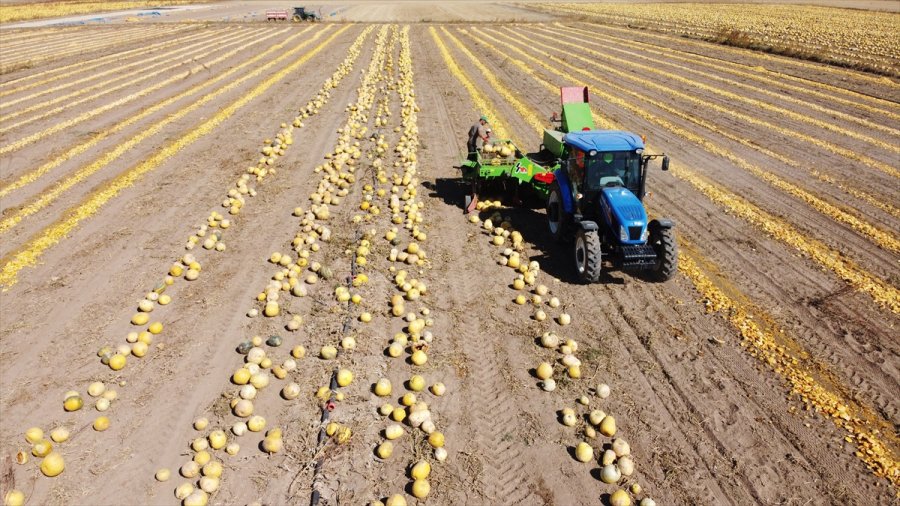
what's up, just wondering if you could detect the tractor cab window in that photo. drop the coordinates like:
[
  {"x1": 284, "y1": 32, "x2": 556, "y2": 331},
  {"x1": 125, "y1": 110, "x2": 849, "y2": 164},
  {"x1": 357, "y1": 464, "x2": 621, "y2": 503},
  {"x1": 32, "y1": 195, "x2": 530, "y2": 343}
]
[
  {"x1": 583, "y1": 151, "x2": 640, "y2": 192},
  {"x1": 566, "y1": 148, "x2": 587, "y2": 187}
]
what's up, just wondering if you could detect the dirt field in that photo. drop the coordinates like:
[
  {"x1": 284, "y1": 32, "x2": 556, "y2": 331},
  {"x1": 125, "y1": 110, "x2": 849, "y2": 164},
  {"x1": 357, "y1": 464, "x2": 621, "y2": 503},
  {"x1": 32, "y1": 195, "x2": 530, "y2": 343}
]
[{"x1": 0, "y1": 3, "x2": 898, "y2": 506}]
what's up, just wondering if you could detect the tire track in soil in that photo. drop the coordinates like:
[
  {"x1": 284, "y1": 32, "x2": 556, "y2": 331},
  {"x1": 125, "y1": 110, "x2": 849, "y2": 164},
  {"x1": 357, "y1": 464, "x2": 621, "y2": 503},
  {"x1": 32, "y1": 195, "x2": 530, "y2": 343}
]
[
  {"x1": 607, "y1": 281, "x2": 892, "y2": 502},
  {"x1": 414, "y1": 27, "x2": 541, "y2": 505},
  {"x1": 442, "y1": 248, "x2": 538, "y2": 506}
]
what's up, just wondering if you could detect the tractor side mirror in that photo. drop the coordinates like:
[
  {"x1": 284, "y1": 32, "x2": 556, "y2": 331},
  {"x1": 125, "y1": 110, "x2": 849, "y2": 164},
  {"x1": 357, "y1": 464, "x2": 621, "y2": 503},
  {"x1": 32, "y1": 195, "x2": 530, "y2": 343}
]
[{"x1": 661, "y1": 156, "x2": 670, "y2": 171}]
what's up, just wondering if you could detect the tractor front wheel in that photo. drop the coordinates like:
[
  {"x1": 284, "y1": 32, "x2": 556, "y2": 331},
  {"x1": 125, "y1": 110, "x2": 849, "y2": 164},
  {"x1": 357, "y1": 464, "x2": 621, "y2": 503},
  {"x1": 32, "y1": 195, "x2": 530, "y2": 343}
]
[
  {"x1": 574, "y1": 228, "x2": 602, "y2": 283},
  {"x1": 650, "y1": 226, "x2": 678, "y2": 281},
  {"x1": 547, "y1": 184, "x2": 569, "y2": 243}
]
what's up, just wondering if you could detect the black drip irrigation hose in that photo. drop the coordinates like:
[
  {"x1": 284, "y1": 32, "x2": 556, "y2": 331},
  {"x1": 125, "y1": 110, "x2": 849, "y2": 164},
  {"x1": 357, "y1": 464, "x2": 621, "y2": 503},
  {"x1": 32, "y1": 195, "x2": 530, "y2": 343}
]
[
  {"x1": 309, "y1": 369, "x2": 338, "y2": 506},
  {"x1": 310, "y1": 229, "x2": 361, "y2": 506}
]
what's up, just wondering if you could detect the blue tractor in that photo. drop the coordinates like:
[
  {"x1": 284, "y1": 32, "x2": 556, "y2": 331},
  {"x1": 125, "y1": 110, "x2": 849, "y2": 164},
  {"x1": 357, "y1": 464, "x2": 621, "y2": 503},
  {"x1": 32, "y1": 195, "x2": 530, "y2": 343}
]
[{"x1": 542, "y1": 87, "x2": 677, "y2": 283}]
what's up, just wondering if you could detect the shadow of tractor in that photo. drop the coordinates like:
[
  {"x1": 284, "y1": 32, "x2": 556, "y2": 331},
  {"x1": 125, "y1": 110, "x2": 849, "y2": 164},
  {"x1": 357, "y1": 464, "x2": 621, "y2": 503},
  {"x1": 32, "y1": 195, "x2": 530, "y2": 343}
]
[{"x1": 428, "y1": 177, "x2": 627, "y2": 285}]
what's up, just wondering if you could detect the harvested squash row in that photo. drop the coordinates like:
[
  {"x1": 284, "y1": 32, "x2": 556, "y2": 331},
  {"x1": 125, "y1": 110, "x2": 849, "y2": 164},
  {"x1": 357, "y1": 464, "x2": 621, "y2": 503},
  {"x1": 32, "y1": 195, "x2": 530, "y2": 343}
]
[
  {"x1": 4, "y1": 27, "x2": 367, "y2": 504},
  {"x1": 152, "y1": 27, "x2": 375, "y2": 506}
]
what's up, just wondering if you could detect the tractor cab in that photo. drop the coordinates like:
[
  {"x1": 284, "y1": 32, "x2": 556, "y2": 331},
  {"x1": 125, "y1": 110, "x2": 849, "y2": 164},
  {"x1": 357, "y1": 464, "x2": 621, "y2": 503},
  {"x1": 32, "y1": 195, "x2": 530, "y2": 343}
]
[
  {"x1": 547, "y1": 121, "x2": 676, "y2": 283},
  {"x1": 564, "y1": 132, "x2": 644, "y2": 199}
]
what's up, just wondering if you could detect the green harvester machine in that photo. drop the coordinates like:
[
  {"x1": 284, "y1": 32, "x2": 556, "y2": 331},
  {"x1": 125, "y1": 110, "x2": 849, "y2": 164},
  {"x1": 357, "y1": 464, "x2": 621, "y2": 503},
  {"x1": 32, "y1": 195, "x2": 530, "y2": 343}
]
[
  {"x1": 460, "y1": 87, "x2": 597, "y2": 211},
  {"x1": 460, "y1": 87, "x2": 677, "y2": 283}
]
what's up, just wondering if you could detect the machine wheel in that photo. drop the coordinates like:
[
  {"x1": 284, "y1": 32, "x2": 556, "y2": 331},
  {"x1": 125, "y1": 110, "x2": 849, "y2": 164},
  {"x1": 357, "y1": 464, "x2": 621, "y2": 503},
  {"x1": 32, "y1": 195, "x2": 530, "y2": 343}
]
[
  {"x1": 292, "y1": 14, "x2": 301, "y2": 22},
  {"x1": 650, "y1": 226, "x2": 678, "y2": 281},
  {"x1": 574, "y1": 228, "x2": 602, "y2": 283},
  {"x1": 547, "y1": 183, "x2": 569, "y2": 243}
]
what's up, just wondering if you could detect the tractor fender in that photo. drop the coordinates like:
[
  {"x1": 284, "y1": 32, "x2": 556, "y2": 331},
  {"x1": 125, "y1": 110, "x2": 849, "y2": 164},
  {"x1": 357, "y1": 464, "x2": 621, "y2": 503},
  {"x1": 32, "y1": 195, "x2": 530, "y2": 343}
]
[
  {"x1": 553, "y1": 169, "x2": 575, "y2": 213},
  {"x1": 576, "y1": 220, "x2": 600, "y2": 232},
  {"x1": 648, "y1": 218, "x2": 675, "y2": 231}
]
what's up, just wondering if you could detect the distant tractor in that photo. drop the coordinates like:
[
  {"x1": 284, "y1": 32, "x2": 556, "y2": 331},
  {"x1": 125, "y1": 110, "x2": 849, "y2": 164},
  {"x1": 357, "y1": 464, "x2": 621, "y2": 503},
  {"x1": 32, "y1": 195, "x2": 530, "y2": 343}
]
[
  {"x1": 461, "y1": 87, "x2": 677, "y2": 283},
  {"x1": 292, "y1": 6, "x2": 321, "y2": 22}
]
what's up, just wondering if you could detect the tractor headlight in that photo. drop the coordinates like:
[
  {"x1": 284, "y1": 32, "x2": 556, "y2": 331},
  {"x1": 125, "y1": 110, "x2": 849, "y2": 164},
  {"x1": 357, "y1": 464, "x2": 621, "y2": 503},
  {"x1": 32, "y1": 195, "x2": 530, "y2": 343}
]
[
  {"x1": 641, "y1": 228, "x2": 649, "y2": 242},
  {"x1": 619, "y1": 225, "x2": 628, "y2": 242}
]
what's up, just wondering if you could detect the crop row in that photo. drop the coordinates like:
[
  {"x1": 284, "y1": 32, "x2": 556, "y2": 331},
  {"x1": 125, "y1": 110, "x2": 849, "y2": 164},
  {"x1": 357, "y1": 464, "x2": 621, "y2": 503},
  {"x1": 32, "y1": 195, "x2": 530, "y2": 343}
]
[
  {"x1": 0, "y1": 26, "x2": 305, "y2": 157},
  {"x1": 0, "y1": 27, "x2": 293, "y2": 202},
  {"x1": 172, "y1": 24, "x2": 446, "y2": 505},
  {"x1": 553, "y1": 24, "x2": 900, "y2": 131},
  {"x1": 4, "y1": 25, "x2": 368, "y2": 506},
  {"x1": 550, "y1": 27, "x2": 900, "y2": 220},
  {"x1": 0, "y1": 25, "x2": 202, "y2": 97},
  {"x1": 439, "y1": 26, "x2": 900, "y2": 486},
  {"x1": 0, "y1": 27, "x2": 308, "y2": 235},
  {"x1": 2, "y1": 24, "x2": 168, "y2": 55},
  {"x1": 677, "y1": 253, "x2": 899, "y2": 487},
  {"x1": 0, "y1": 26, "x2": 244, "y2": 113},
  {"x1": 576, "y1": 21, "x2": 900, "y2": 95},
  {"x1": 0, "y1": 25, "x2": 347, "y2": 289},
  {"x1": 1, "y1": 24, "x2": 188, "y2": 73},
  {"x1": 467, "y1": 27, "x2": 900, "y2": 311},
  {"x1": 495, "y1": 27, "x2": 900, "y2": 247},
  {"x1": 0, "y1": 27, "x2": 268, "y2": 133},
  {"x1": 492, "y1": 27, "x2": 898, "y2": 178},
  {"x1": 157, "y1": 28, "x2": 375, "y2": 506},
  {"x1": 540, "y1": 4, "x2": 900, "y2": 76},
  {"x1": 543, "y1": 25, "x2": 900, "y2": 141}
]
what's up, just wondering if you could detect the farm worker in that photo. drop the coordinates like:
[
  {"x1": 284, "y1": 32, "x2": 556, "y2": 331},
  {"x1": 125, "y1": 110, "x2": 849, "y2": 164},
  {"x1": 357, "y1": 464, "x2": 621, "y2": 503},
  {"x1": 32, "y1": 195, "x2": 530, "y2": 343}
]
[{"x1": 467, "y1": 115, "x2": 490, "y2": 160}]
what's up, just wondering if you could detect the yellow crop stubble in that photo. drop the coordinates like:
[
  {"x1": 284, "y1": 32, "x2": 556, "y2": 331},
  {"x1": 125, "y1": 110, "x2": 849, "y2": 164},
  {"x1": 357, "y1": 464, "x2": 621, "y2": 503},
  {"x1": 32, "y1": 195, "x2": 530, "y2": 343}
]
[
  {"x1": 440, "y1": 27, "x2": 541, "y2": 141},
  {"x1": 678, "y1": 250, "x2": 899, "y2": 487},
  {"x1": 512, "y1": 28, "x2": 900, "y2": 247},
  {"x1": 0, "y1": 26, "x2": 236, "y2": 113},
  {"x1": 449, "y1": 27, "x2": 900, "y2": 486},
  {"x1": 428, "y1": 27, "x2": 511, "y2": 142},
  {"x1": 546, "y1": 24, "x2": 900, "y2": 139},
  {"x1": 498, "y1": 27, "x2": 899, "y2": 178},
  {"x1": 0, "y1": 27, "x2": 295, "y2": 201},
  {"x1": 474, "y1": 26, "x2": 899, "y2": 312},
  {"x1": 560, "y1": 19, "x2": 900, "y2": 103},
  {"x1": 0, "y1": 28, "x2": 262, "y2": 131},
  {"x1": 0, "y1": 25, "x2": 353, "y2": 289},
  {"x1": 0, "y1": 25, "x2": 199, "y2": 97},
  {"x1": 1, "y1": 25, "x2": 174, "y2": 72},
  {"x1": 0, "y1": 28, "x2": 277, "y2": 156}
]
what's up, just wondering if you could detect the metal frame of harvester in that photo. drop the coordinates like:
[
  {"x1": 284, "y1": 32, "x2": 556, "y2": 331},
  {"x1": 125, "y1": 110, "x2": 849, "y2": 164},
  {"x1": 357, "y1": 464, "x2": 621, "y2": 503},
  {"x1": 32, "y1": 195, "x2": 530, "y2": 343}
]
[{"x1": 460, "y1": 87, "x2": 678, "y2": 283}]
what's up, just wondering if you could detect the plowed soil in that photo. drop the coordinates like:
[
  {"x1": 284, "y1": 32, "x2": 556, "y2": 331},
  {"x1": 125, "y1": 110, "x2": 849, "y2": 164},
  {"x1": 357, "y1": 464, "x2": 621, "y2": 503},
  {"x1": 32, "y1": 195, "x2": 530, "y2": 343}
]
[{"x1": 0, "y1": 5, "x2": 897, "y2": 506}]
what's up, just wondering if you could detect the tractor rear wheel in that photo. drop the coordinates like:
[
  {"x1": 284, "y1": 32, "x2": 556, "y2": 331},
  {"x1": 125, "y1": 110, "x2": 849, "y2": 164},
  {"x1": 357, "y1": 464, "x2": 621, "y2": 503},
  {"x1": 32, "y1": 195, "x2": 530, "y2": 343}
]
[
  {"x1": 650, "y1": 226, "x2": 678, "y2": 281},
  {"x1": 292, "y1": 14, "x2": 301, "y2": 22},
  {"x1": 574, "y1": 228, "x2": 602, "y2": 283},
  {"x1": 547, "y1": 183, "x2": 569, "y2": 243}
]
